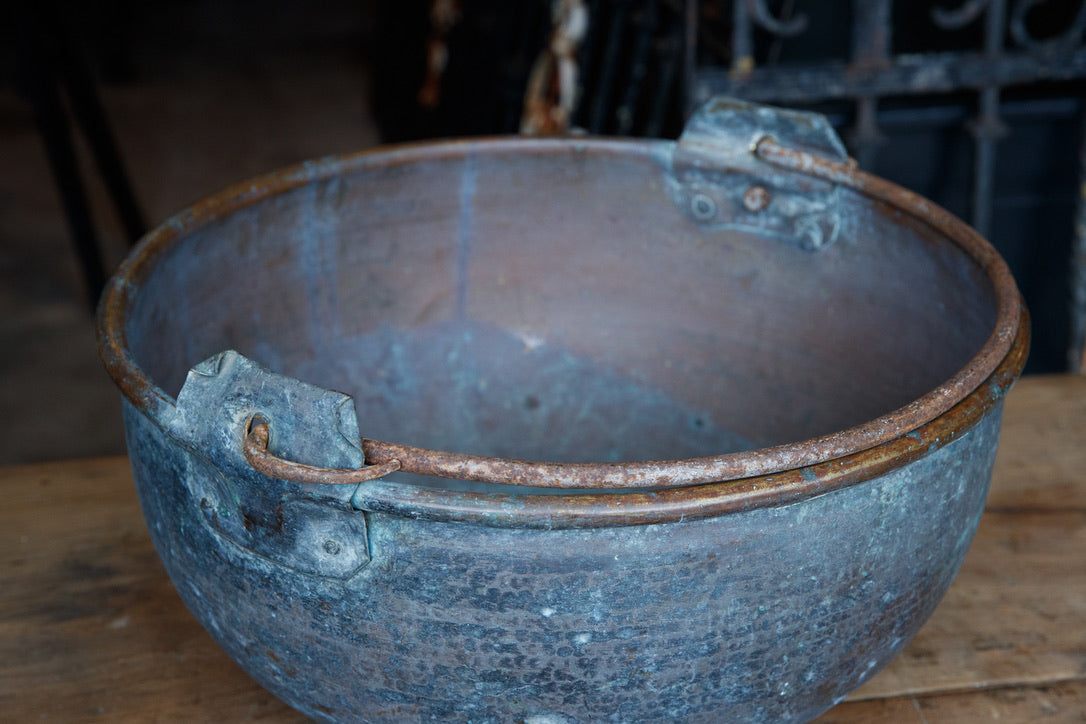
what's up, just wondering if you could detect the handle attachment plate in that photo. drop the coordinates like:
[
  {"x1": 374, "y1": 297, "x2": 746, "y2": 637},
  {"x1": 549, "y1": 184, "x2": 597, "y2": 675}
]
[
  {"x1": 169, "y1": 350, "x2": 372, "y2": 580},
  {"x1": 667, "y1": 97, "x2": 852, "y2": 251}
]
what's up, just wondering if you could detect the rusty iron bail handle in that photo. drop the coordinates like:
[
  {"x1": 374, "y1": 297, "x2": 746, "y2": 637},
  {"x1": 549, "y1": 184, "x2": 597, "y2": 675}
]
[
  {"x1": 233, "y1": 133, "x2": 1022, "y2": 493},
  {"x1": 244, "y1": 417, "x2": 401, "y2": 484}
]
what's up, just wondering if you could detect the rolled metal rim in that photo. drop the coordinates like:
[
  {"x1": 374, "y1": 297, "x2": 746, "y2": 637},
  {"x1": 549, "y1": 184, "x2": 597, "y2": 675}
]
[{"x1": 97, "y1": 136, "x2": 1027, "y2": 518}]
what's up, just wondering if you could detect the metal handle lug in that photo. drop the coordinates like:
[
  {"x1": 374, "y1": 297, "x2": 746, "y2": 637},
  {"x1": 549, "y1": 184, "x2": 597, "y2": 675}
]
[
  {"x1": 666, "y1": 97, "x2": 851, "y2": 251},
  {"x1": 168, "y1": 350, "x2": 373, "y2": 580}
]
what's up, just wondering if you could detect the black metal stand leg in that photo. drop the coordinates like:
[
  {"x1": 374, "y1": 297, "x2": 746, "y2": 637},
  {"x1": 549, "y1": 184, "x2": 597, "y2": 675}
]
[
  {"x1": 21, "y1": 54, "x2": 107, "y2": 309},
  {"x1": 58, "y1": 40, "x2": 147, "y2": 245},
  {"x1": 14, "y1": 3, "x2": 148, "y2": 309}
]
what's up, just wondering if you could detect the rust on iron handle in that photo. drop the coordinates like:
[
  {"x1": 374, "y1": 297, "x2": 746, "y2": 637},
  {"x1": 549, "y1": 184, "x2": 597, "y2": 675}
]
[
  {"x1": 355, "y1": 138, "x2": 1022, "y2": 492},
  {"x1": 236, "y1": 137, "x2": 1024, "y2": 495},
  {"x1": 353, "y1": 307, "x2": 1029, "y2": 529},
  {"x1": 244, "y1": 417, "x2": 401, "y2": 484},
  {"x1": 238, "y1": 301, "x2": 1027, "y2": 519}
]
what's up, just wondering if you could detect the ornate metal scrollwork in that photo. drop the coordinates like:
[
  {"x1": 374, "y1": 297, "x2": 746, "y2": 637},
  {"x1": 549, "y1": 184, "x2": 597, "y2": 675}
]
[
  {"x1": 931, "y1": 0, "x2": 996, "y2": 29},
  {"x1": 748, "y1": 0, "x2": 808, "y2": 37},
  {"x1": 1009, "y1": 0, "x2": 1086, "y2": 51}
]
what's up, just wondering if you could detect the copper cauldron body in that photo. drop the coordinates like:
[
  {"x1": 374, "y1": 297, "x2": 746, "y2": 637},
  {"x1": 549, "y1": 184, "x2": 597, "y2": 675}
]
[{"x1": 98, "y1": 99, "x2": 1028, "y2": 722}]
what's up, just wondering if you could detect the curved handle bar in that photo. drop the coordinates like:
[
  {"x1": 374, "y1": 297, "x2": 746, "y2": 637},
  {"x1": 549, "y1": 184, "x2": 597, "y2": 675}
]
[{"x1": 244, "y1": 417, "x2": 401, "y2": 484}]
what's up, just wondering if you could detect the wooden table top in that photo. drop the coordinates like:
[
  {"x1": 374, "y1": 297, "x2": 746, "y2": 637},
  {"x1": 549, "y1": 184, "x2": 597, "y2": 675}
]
[{"x1": 2, "y1": 375, "x2": 1083, "y2": 722}]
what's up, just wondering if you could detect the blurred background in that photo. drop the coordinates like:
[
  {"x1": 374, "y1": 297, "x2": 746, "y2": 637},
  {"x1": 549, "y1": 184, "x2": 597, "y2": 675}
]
[{"x1": 2, "y1": 0, "x2": 1084, "y2": 464}]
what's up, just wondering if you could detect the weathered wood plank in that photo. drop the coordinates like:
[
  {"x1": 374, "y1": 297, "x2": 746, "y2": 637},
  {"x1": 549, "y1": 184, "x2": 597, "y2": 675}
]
[
  {"x1": 847, "y1": 509, "x2": 1086, "y2": 701},
  {"x1": 0, "y1": 457, "x2": 304, "y2": 721},
  {"x1": 986, "y1": 374, "x2": 1086, "y2": 509},
  {"x1": 822, "y1": 679, "x2": 1086, "y2": 723},
  {"x1": 844, "y1": 374, "x2": 1086, "y2": 703}
]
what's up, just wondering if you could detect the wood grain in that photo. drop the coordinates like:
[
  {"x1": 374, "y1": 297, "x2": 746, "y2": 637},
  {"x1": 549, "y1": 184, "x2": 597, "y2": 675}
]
[
  {"x1": 986, "y1": 375, "x2": 1086, "y2": 509},
  {"x1": 1, "y1": 375, "x2": 1083, "y2": 722},
  {"x1": 841, "y1": 375, "x2": 1086, "y2": 706},
  {"x1": 824, "y1": 680, "x2": 1086, "y2": 723},
  {"x1": 0, "y1": 457, "x2": 304, "y2": 722}
]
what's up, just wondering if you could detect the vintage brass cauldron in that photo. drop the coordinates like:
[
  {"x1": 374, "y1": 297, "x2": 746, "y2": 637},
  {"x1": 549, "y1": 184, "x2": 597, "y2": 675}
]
[{"x1": 98, "y1": 99, "x2": 1027, "y2": 722}]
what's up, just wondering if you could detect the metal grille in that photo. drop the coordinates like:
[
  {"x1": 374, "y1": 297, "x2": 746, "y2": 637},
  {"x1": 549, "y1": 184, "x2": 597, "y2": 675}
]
[
  {"x1": 372, "y1": 1, "x2": 1085, "y2": 371},
  {"x1": 685, "y1": 0, "x2": 1086, "y2": 372}
]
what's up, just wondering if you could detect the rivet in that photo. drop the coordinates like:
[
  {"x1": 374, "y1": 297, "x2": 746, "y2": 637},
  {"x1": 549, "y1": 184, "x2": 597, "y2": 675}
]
[
  {"x1": 690, "y1": 193, "x2": 717, "y2": 220},
  {"x1": 743, "y1": 185, "x2": 770, "y2": 212},
  {"x1": 323, "y1": 539, "x2": 341, "y2": 555}
]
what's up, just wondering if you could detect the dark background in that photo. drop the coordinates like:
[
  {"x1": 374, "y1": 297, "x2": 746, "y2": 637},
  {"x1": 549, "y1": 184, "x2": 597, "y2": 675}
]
[{"x1": 2, "y1": 0, "x2": 1081, "y2": 463}]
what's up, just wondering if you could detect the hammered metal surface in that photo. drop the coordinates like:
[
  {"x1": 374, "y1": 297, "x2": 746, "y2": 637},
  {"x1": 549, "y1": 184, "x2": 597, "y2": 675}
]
[{"x1": 126, "y1": 399, "x2": 1001, "y2": 722}]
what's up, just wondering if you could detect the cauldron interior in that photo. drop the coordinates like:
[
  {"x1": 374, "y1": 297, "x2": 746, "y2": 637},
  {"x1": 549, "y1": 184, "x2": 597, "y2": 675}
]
[{"x1": 125, "y1": 142, "x2": 996, "y2": 467}]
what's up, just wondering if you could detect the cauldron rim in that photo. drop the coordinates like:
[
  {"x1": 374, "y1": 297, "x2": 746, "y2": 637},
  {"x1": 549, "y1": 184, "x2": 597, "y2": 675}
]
[{"x1": 96, "y1": 136, "x2": 1028, "y2": 526}]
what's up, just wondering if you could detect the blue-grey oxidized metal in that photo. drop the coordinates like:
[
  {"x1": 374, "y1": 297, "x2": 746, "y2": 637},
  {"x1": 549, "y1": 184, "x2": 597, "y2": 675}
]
[{"x1": 98, "y1": 99, "x2": 1028, "y2": 722}]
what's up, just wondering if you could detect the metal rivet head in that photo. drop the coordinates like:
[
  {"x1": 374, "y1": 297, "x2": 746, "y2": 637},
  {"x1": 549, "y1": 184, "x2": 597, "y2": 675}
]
[
  {"x1": 323, "y1": 539, "x2": 341, "y2": 556},
  {"x1": 690, "y1": 193, "x2": 717, "y2": 221},
  {"x1": 743, "y1": 185, "x2": 771, "y2": 212}
]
